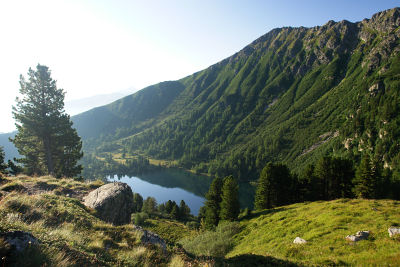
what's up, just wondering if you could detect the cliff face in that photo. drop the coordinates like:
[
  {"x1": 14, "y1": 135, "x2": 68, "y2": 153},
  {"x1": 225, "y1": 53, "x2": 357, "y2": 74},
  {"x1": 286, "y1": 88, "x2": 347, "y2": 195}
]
[{"x1": 74, "y1": 8, "x2": 400, "y2": 180}]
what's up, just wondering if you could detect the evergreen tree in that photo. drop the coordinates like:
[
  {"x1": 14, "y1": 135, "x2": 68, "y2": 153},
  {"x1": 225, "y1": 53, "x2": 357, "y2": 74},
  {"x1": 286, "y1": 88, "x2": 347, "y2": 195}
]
[
  {"x1": 0, "y1": 147, "x2": 8, "y2": 175},
  {"x1": 254, "y1": 163, "x2": 291, "y2": 210},
  {"x1": 354, "y1": 155, "x2": 379, "y2": 198},
  {"x1": 219, "y1": 175, "x2": 240, "y2": 221},
  {"x1": 132, "y1": 193, "x2": 143, "y2": 212},
  {"x1": 204, "y1": 177, "x2": 223, "y2": 229},
  {"x1": 165, "y1": 200, "x2": 174, "y2": 214},
  {"x1": 315, "y1": 156, "x2": 355, "y2": 200},
  {"x1": 7, "y1": 159, "x2": 23, "y2": 176},
  {"x1": 179, "y1": 199, "x2": 191, "y2": 220},
  {"x1": 11, "y1": 64, "x2": 82, "y2": 177},
  {"x1": 171, "y1": 204, "x2": 180, "y2": 220},
  {"x1": 142, "y1": 197, "x2": 157, "y2": 214}
]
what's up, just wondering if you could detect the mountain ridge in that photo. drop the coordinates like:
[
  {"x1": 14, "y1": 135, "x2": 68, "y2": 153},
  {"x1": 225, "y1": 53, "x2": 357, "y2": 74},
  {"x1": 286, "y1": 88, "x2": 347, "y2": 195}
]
[{"x1": 35, "y1": 8, "x2": 400, "y2": 181}]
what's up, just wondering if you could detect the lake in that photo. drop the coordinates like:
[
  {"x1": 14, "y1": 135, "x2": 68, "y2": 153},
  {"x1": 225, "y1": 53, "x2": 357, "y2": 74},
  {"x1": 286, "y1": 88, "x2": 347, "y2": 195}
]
[{"x1": 108, "y1": 168, "x2": 254, "y2": 215}]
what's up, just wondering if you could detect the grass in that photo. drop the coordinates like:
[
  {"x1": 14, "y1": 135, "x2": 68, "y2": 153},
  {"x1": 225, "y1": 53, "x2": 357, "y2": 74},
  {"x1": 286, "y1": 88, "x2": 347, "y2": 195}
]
[
  {"x1": 143, "y1": 218, "x2": 197, "y2": 244},
  {"x1": 228, "y1": 198, "x2": 400, "y2": 266}
]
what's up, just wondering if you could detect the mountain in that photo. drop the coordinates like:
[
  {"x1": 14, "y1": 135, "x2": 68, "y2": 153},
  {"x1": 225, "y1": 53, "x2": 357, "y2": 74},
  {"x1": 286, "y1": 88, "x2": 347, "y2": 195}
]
[
  {"x1": 0, "y1": 131, "x2": 18, "y2": 161},
  {"x1": 65, "y1": 88, "x2": 137, "y2": 116},
  {"x1": 71, "y1": 8, "x2": 400, "y2": 180}
]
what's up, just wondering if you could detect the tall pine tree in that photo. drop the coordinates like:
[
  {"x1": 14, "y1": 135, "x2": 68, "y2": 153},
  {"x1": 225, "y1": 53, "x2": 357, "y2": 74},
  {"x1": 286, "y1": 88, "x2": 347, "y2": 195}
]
[
  {"x1": 353, "y1": 155, "x2": 379, "y2": 199},
  {"x1": 254, "y1": 162, "x2": 292, "y2": 210},
  {"x1": 219, "y1": 175, "x2": 240, "y2": 221},
  {"x1": 204, "y1": 177, "x2": 223, "y2": 229},
  {"x1": 11, "y1": 64, "x2": 82, "y2": 177}
]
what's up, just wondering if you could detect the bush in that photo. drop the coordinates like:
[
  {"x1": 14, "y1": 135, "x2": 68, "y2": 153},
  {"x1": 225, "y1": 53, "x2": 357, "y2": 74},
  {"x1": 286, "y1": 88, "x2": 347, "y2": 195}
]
[
  {"x1": 186, "y1": 221, "x2": 200, "y2": 230},
  {"x1": 180, "y1": 221, "x2": 241, "y2": 257},
  {"x1": 134, "y1": 212, "x2": 149, "y2": 226}
]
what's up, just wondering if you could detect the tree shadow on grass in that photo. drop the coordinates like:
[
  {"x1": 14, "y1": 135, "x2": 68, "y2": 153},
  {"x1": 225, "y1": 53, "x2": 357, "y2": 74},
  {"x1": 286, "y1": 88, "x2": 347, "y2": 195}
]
[{"x1": 220, "y1": 253, "x2": 304, "y2": 267}]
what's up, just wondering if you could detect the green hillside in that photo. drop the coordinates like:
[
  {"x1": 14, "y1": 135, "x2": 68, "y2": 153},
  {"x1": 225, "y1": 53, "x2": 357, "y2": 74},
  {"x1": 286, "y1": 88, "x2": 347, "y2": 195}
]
[
  {"x1": 72, "y1": 8, "x2": 400, "y2": 181},
  {"x1": 181, "y1": 198, "x2": 400, "y2": 266}
]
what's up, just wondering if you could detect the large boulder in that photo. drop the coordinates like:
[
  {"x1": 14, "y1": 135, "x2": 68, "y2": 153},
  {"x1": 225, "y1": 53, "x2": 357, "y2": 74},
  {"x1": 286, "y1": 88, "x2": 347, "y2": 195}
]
[{"x1": 83, "y1": 182, "x2": 133, "y2": 225}]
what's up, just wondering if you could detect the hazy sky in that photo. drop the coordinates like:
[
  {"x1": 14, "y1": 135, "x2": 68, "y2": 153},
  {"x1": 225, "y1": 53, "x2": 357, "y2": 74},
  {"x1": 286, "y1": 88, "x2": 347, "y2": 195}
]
[{"x1": 0, "y1": 0, "x2": 398, "y2": 133}]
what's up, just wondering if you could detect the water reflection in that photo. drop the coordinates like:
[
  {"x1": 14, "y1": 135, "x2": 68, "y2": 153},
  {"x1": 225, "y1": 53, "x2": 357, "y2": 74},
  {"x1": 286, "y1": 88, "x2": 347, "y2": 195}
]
[{"x1": 110, "y1": 168, "x2": 255, "y2": 215}]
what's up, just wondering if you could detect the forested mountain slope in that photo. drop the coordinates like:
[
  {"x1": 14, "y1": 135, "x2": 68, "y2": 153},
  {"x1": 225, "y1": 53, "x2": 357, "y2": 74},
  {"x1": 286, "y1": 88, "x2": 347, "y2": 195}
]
[{"x1": 73, "y1": 8, "x2": 400, "y2": 181}]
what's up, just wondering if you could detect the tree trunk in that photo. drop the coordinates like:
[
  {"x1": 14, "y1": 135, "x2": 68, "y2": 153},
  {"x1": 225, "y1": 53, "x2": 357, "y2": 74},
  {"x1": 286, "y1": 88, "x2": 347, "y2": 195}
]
[{"x1": 43, "y1": 136, "x2": 54, "y2": 175}]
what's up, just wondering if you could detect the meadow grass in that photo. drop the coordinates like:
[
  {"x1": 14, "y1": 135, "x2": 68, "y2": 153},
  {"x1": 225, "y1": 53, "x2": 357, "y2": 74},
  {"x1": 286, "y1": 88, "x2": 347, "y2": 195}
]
[{"x1": 228, "y1": 198, "x2": 400, "y2": 266}]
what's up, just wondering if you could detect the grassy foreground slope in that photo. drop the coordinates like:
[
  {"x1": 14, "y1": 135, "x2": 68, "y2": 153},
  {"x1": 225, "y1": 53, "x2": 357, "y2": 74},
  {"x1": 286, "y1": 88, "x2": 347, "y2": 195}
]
[
  {"x1": 228, "y1": 199, "x2": 400, "y2": 266},
  {"x1": 0, "y1": 175, "x2": 210, "y2": 267}
]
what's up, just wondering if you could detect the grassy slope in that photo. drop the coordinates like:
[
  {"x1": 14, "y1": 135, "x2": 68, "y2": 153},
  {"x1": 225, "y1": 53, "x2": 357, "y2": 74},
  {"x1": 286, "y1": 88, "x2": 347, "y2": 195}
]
[
  {"x1": 0, "y1": 175, "x2": 206, "y2": 267},
  {"x1": 228, "y1": 199, "x2": 400, "y2": 266}
]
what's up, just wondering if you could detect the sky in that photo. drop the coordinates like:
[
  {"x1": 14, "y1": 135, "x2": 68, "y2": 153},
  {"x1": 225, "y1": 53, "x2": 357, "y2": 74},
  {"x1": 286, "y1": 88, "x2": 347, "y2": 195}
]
[{"x1": 0, "y1": 0, "x2": 398, "y2": 133}]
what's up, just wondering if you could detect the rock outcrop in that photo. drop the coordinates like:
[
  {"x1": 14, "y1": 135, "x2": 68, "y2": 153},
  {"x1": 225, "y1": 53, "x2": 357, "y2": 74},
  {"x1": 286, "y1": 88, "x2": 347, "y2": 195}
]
[
  {"x1": 133, "y1": 225, "x2": 167, "y2": 252},
  {"x1": 346, "y1": 230, "x2": 370, "y2": 242},
  {"x1": 0, "y1": 231, "x2": 39, "y2": 252},
  {"x1": 83, "y1": 182, "x2": 133, "y2": 225}
]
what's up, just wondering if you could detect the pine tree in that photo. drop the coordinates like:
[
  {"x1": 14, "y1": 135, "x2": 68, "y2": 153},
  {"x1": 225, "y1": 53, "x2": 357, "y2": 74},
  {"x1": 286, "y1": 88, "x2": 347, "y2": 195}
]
[
  {"x1": 354, "y1": 155, "x2": 379, "y2": 198},
  {"x1": 254, "y1": 162, "x2": 292, "y2": 210},
  {"x1": 132, "y1": 193, "x2": 143, "y2": 212},
  {"x1": 142, "y1": 197, "x2": 157, "y2": 214},
  {"x1": 0, "y1": 146, "x2": 8, "y2": 175},
  {"x1": 204, "y1": 177, "x2": 223, "y2": 229},
  {"x1": 11, "y1": 64, "x2": 82, "y2": 177},
  {"x1": 219, "y1": 175, "x2": 240, "y2": 221},
  {"x1": 179, "y1": 199, "x2": 191, "y2": 220},
  {"x1": 171, "y1": 204, "x2": 180, "y2": 220}
]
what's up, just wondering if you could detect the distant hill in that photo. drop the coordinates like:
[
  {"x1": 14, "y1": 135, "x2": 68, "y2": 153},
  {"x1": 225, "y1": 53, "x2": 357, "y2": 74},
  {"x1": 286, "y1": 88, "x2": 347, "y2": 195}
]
[
  {"x1": 65, "y1": 88, "x2": 136, "y2": 116},
  {"x1": 72, "y1": 8, "x2": 400, "y2": 181},
  {"x1": 0, "y1": 131, "x2": 18, "y2": 161}
]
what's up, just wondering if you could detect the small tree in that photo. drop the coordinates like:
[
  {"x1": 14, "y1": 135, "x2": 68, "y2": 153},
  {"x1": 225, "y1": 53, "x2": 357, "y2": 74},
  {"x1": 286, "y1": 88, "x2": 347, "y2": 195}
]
[
  {"x1": 204, "y1": 177, "x2": 223, "y2": 229},
  {"x1": 219, "y1": 176, "x2": 240, "y2": 221},
  {"x1": 179, "y1": 200, "x2": 191, "y2": 220},
  {"x1": 132, "y1": 193, "x2": 143, "y2": 212},
  {"x1": 142, "y1": 197, "x2": 157, "y2": 214},
  {"x1": 0, "y1": 147, "x2": 8, "y2": 175},
  {"x1": 165, "y1": 200, "x2": 174, "y2": 214},
  {"x1": 171, "y1": 205, "x2": 180, "y2": 220}
]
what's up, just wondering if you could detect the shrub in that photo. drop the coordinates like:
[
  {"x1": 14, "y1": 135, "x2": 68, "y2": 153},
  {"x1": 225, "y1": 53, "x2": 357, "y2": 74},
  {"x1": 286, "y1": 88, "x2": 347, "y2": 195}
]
[
  {"x1": 180, "y1": 221, "x2": 241, "y2": 257},
  {"x1": 134, "y1": 212, "x2": 149, "y2": 226}
]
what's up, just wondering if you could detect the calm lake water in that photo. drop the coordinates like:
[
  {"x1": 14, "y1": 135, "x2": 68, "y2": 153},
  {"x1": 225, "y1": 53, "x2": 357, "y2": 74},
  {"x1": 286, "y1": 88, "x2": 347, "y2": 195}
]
[{"x1": 109, "y1": 168, "x2": 254, "y2": 215}]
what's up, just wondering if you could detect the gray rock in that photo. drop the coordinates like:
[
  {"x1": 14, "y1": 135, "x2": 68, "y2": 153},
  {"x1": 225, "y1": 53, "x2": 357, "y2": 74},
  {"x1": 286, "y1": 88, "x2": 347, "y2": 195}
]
[
  {"x1": 0, "y1": 231, "x2": 39, "y2": 252},
  {"x1": 293, "y1": 237, "x2": 307, "y2": 244},
  {"x1": 83, "y1": 182, "x2": 133, "y2": 225},
  {"x1": 388, "y1": 227, "x2": 400, "y2": 237},
  {"x1": 133, "y1": 225, "x2": 167, "y2": 252},
  {"x1": 346, "y1": 230, "x2": 370, "y2": 242}
]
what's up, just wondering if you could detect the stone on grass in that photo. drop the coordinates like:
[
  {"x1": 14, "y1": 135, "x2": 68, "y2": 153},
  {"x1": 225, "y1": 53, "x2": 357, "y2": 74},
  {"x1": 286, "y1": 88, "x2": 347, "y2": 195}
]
[
  {"x1": 293, "y1": 237, "x2": 307, "y2": 244},
  {"x1": 0, "y1": 231, "x2": 39, "y2": 252},
  {"x1": 346, "y1": 230, "x2": 370, "y2": 242},
  {"x1": 83, "y1": 182, "x2": 133, "y2": 225},
  {"x1": 133, "y1": 225, "x2": 167, "y2": 252},
  {"x1": 388, "y1": 227, "x2": 400, "y2": 237}
]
